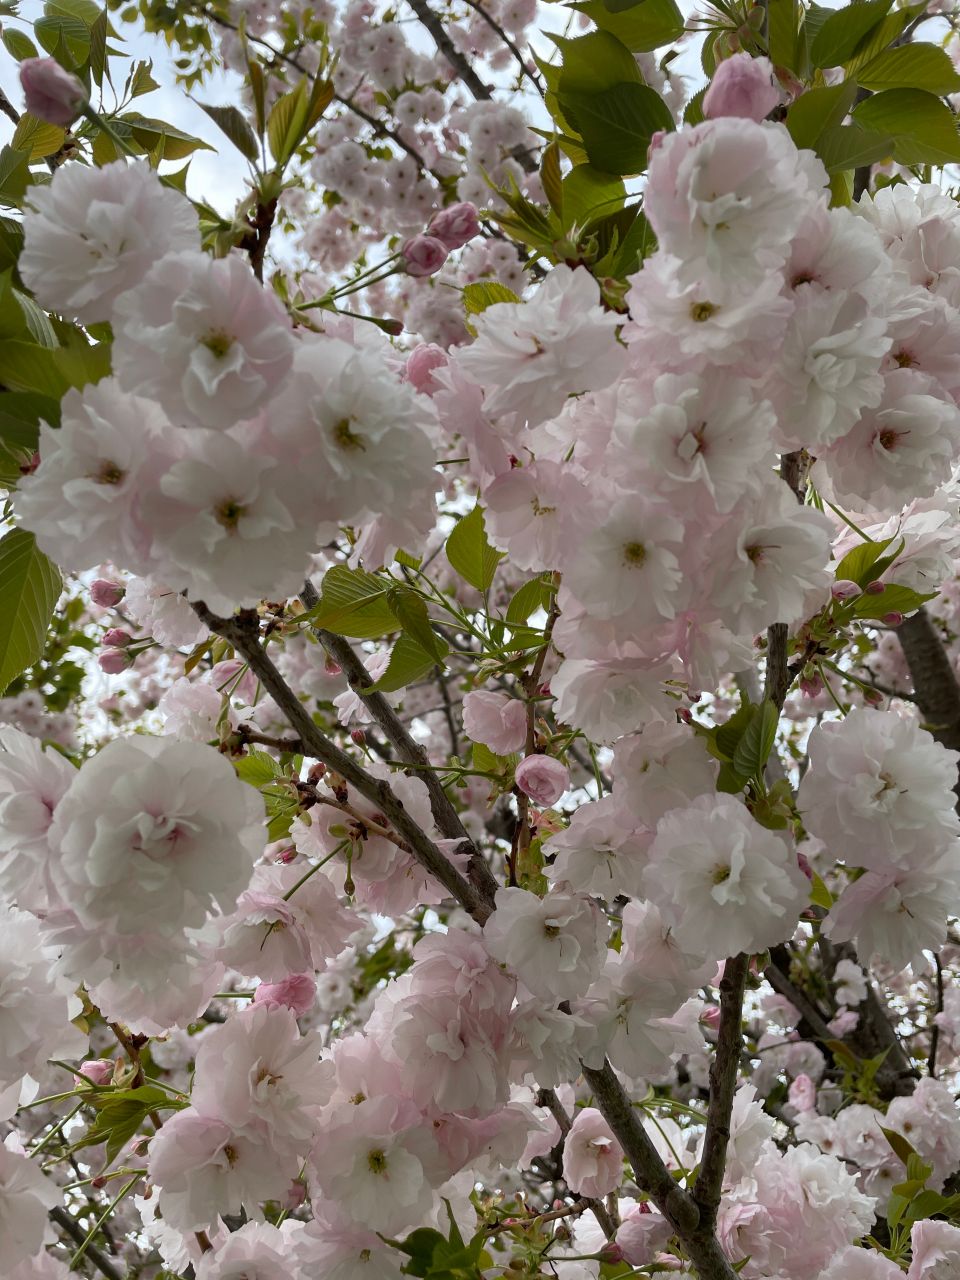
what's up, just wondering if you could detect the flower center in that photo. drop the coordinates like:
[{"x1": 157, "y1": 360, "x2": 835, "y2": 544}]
[
  {"x1": 200, "y1": 330, "x2": 235, "y2": 359},
  {"x1": 333, "y1": 417, "x2": 366, "y2": 451},
  {"x1": 215, "y1": 499, "x2": 245, "y2": 530},
  {"x1": 94, "y1": 461, "x2": 125, "y2": 485},
  {"x1": 690, "y1": 301, "x2": 716, "y2": 322},
  {"x1": 622, "y1": 541, "x2": 647, "y2": 567},
  {"x1": 367, "y1": 1148, "x2": 388, "y2": 1174}
]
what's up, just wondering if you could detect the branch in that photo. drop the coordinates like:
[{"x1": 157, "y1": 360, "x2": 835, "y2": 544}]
[
  {"x1": 693, "y1": 953, "x2": 749, "y2": 1231},
  {"x1": 581, "y1": 1062, "x2": 738, "y2": 1280},
  {"x1": 460, "y1": 0, "x2": 544, "y2": 95},
  {"x1": 301, "y1": 581, "x2": 500, "y2": 910},
  {"x1": 192, "y1": 602, "x2": 494, "y2": 922},
  {"x1": 930, "y1": 952, "x2": 945, "y2": 1078},
  {"x1": 49, "y1": 1207, "x2": 123, "y2": 1280},
  {"x1": 896, "y1": 608, "x2": 960, "y2": 801},
  {"x1": 406, "y1": 0, "x2": 494, "y2": 100}
]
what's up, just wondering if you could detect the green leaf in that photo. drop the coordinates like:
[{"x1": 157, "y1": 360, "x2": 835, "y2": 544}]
[
  {"x1": 712, "y1": 699, "x2": 756, "y2": 761},
  {"x1": 462, "y1": 281, "x2": 520, "y2": 315},
  {"x1": 816, "y1": 123, "x2": 894, "y2": 173},
  {"x1": 34, "y1": 12, "x2": 91, "y2": 65},
  {"x1": 554, "y1": 29, "x2": 643, "y2": 93},
  {"x1": 506, "y1": 576, "x2": 551, "y2": 625},
  {"x1": 367, "y1": 633, "x2": 437, "y2": 694},
  {"x1": 11, "y1": 114, "x2": 66, "y2": 161},
  {"x1": 44, "y1": 0, "x2": 104, "y2": 25},
  {"x1": 768, "y1": 0, "x2": 803, "y2": 73},
  {"x1": 0, "y1": 529, "x2": 61, "y2": 695},
  {"x1": 853, "y1": 89, "x2": 960, "y2": 166},
  {"x1": 234, "y1": 749, "x2": 282, "y2": 788},
  {"x1": 0, "y1": 392, "x2": 59, "y2": 456},
  {"x1": 540, "y1": 138, "x2": 563, "y2": 217},
  {"x1": 386, "y1": 587, "x2": 448, "y2": 664},
  {"x1": 732, "y1": 699, "x2": 779, "y2": 780},
  {"x1": 569, "y1": 0, "x2": 685, "y2": 53},
  {"x1": 445, "y1": 506, "x2": 503, "y2": 592},
  {"x1": 786, "y1": 81, "x2": 858, "y2": 151},
  {"x1": 303, "y1": 565, "x2": 398, "y2": 639},
  {"x1": 472, "y1": 740, "x2": 519, "y2": 777},
  {"x1": 53, "y1": 338, "x2": 112, "y2": 389},
  {"x1": 684, "y1": 86, "x2": 706, "y2": 127},
  {"x1": 834, "y1": 534, "x2": 897, "y2": 587},
  {"x1": 851, "y1": 583, "x2": 936, "y2": 621},
  {"x1": 810, "y1": 872, "x2": 833, "y2": 910},
  {"x1": 0, "y1": 146, "x2": 30, "y2": 208},
  {"x1": 120, "y1": 113, "x2": 215, "y2": 161},
  {"x1": 610, "y1": 206, "x2": 656, "y2": 274},
  {"x1": 881, "y1": 1125, "x2": 920, "y2": 1168},
  {"x1": 561, "y1": 82, "x2": 674, "y2": 175},
  {"x1": 266, "y1": 75, "x2": 334, "y2": 166},
  {"x1": 197, "y1": 101, "x2": 259, "y2": 161},
  {"x1": 2, "y1": 29, "x2": 38, "y2": 60},
  {"x1": 126, "y1": 58, "x2": 160, "y2": 98},
  {"x1": 562, "y1": 163, "x2": 625, "y2": 228},
  {"x1": 716, "y1": 761, "x2": 749, "y2": 794},
  {"x1": 859, "y1": 43, "x2": 960, "y2": 94},
  {"x1": 809, "y1": 0, "x2": 891, "y2": 68},
  {"x1": 0, "y1": 341, "x2": 69, "y2": 397}
]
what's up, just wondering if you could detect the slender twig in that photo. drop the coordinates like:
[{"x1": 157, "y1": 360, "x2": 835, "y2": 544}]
[
  {"x1": 406, "y1": 0, "x2": 494, "y2": 100},
  {"x1": 693, "y1": 954, "x2": 749, "y2": 1231},
  {"x1": 460, "y1": 0, "x2": 544, "y2": 94},
  {"x1": 930, "y1": 952, "x2": 945, "y2": 1078}
]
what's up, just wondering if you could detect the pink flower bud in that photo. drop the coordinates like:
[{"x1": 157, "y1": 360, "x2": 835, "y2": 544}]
[
  {"x1": 463, "y1": 689, "x2": 528, "y2": 756},
  {"x1": 90, "y1": 578, "x2": 125, "y2": 608},
  {"x1": 704, "y1": 53, "x2": 780, "y2": 122},
  {"x1": 831, "y1": 580, "x2": 860, "y2": 601},
  {"x1": 404, "y1": 343, "x2": 448, "y2": 395},
  {"x1": 599, "y1": 1243, "x2": 626, "y2": 1264},
  {"x1": 351, "y1": 728, "x2": 366, "y2": 746},
  {"x1": 863, "y1": 686, "x2": 884, "y2": 707},
  {"x1": 281, "y1": 1180, "x2": 307, "y2": 1211},
  {"x1": 828, "y1": 1007, "x2": 860, "y2": 1035},
  {"x1": 75, "y1": 1059, "x2": 114, "y2": 1088},
  {"x1": 428, "y1": 201, "x2": 481, "y2": 249},
  {"x1": 401, "y1": 234, "x2": 449, "y2": 277},
  {"x1": 700, "y1": 1006, "x2": 721, "y2": 1031},
  {"x1": 20, "y1": 57, "x2": 86, "y2": 126},
  {"x1": 98, "y1": 647, "x2": 133, "y2": 674},
  {"x1": 787, "y1": 1073, "x2": 816, "y2": 1114},
  {"x1": 799, "y1": 672, "x2": 824, "y2": 698},
  {"x1": 102, "y1": 627, "x2": 133, "y2": 647},
  {"x1": 254, "y1": 972, "x2": 317, "y2": 1015},
  {"x1": 865, "y1": 579, "x2": 885, "y2": 594},
  {"x1": 307, "y1": 762, "x2": 326, "y2": 784},
  {"x1": 883, "y1": 612, "x2": 903, "y2": 627},
  {"x1": 514, "y1": 754, "x2": 569, "y2": 806}
]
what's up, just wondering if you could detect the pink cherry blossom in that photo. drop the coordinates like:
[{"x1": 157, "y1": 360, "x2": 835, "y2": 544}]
[
  {"x1": 462, "y1": 689, "x2": 527, "y2": 755},
  {"x1": 703, "y1": 54, "x2": 780, "y2": 122},
  {"x1": 19, "y1": 57, "x2": 85, "y2": 125}
]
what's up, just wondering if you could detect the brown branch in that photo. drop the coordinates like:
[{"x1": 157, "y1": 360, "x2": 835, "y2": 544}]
[
  {"x1": 693, "y1": 954, "x2": 749, "y2": 1231},
  {"x1": 0, "y1": 86, "x2": 21, "y2": 127},
  {"x1": 193, "y1": 602, "x2": 494, "y2": 922},
  {"x1": 581, "y1": 1061, "x2": 738, "y2": 1280},
  {"x1": 300, "y1": 581, "x2": 500, "y2": 910},
  {"x1": 50, "y1": 1206, "x2": 123, "y2": 1280},
  {"x1": 406, "y1": 0, "x2": 494, "y2": 100},
  {"x1": 930, "y1": 952, "x2": 945, "y2": 1078},
  {"x1": 460, "y1": 0, "x2": 544, "y2": 94},
  {"x1": 896, "y1": 608, "x2": 960, "y2": 802}
]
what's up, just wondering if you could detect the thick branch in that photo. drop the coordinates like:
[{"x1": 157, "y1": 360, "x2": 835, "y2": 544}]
[
  {"x1": 581, "y1": 1061, "x2": 738, "y2": 1280},
  {"x1": 406, "y1": 0, "x2": 494, "y2": 100},
  {"x1": 693, "y1": 954, "x2": 749, "y2": 1231},
  {"x1": 193, "y1": 603, "x2": 494, "y2": 922},
  {"x1": 897, "y1": 608, "x2": 960, "y2": 799}
]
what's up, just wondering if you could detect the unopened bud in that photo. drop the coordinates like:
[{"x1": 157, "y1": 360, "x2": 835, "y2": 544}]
[
  {"x1": 882, "y1": 611, "x2": 903, "y2": 627},
  {"x1": 307, "y1": 762, "x2": 326, "y2": 784},
  {"x1": 351, "y1": 728, "x2": 366, "y2": 746},
  {"x1": 19, "y1": 56, "x2": 87, "y2": 126},
  {"x1": 863, "y1": 686, "x2": 884, "y2": 707},
  {"x1": 102, "y1": 627, "x2": 133, "y2": 647},
  {"x1": 600, "y1": 1243, "x2": 626, "y2": 1264},
  {"x1": 91, "y1": 578, "x2": 125, "y2": 608},
  {"x1": 831, "y1": 579, "x2": 860, "y2": 601},
  {"x1": 98, "y1": 648, "x2": 133, "y2": 674},
  {"x1": 865, "y1": 579, "x2": 886, "y2": 595}
]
